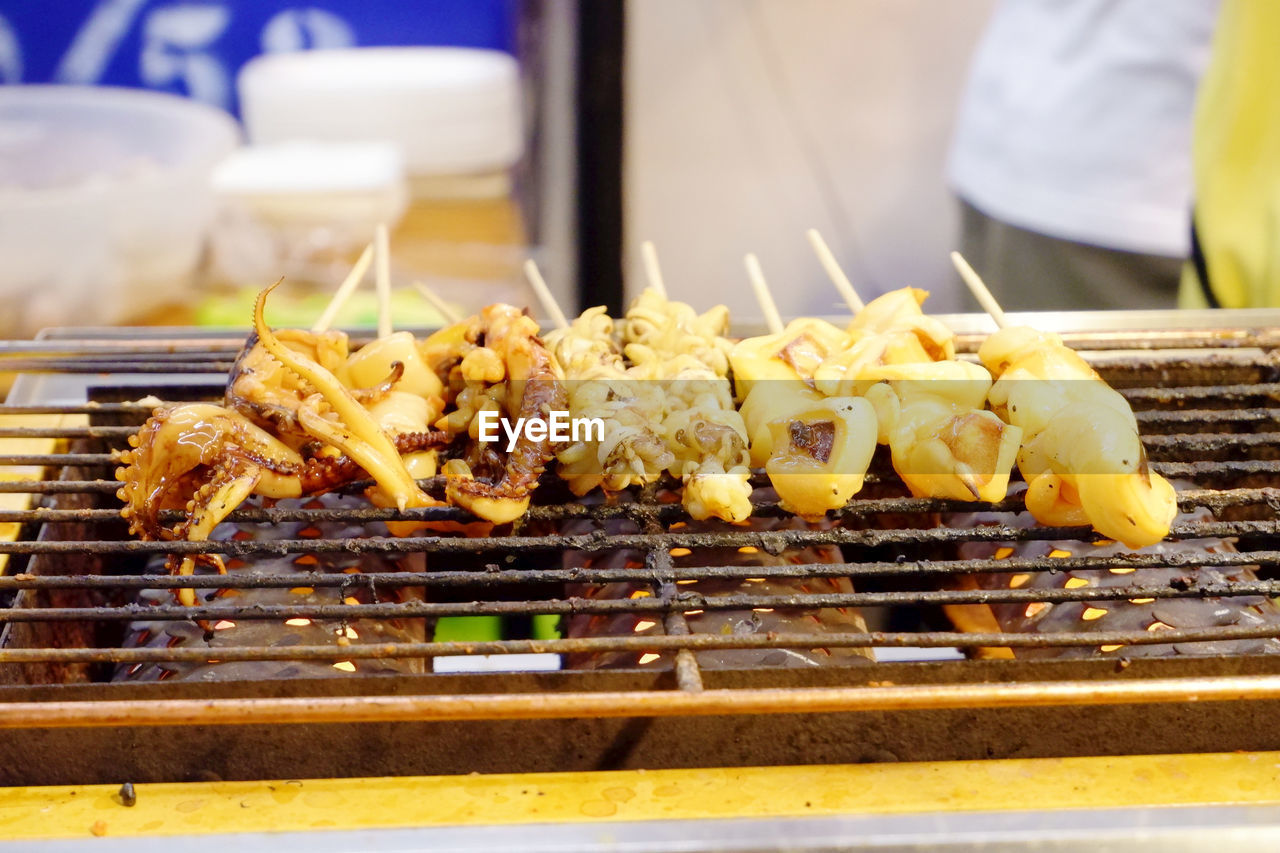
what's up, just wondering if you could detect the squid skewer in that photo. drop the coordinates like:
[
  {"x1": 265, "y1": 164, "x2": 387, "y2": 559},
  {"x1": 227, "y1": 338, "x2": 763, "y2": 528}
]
[
  {"x1": 735, "y1": 255, "x2": 877, "y2": 520},
  {"x1": 952, "y1": 251, "x2": 1176, "y2": 546},
  {"x1": 528, "y1": 260, "x2": 673, "y2": 494},
  {"x1": 622, "y1": 244, "x2": 752, "y2": 522}
]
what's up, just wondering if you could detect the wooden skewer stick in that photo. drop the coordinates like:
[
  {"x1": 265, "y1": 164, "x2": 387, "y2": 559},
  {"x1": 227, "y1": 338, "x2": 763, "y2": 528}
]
[
  {"x1": 744, "y1": 253, "x2": 784, "y2": 335},
  {"x1": 523, "y1": 259, "x2": 570, "y2": 331},
  {"x1": 640, "y1": 240, "x2": 668, "y2": 298},
  {"x1": 806, "y1": 228, "x2": 864, "y2": 314},
  {"x1": 312, "y1": 243, "x2": 374, "y2": 333},
  {"x1": 949, "y1": 251, "x2": 1008, "y2": 329},
  {"x1": 375, "y1": 223, "x2": 393, "y2": 339},
  {"x1": 412, "y1": 282, "x2": 462, "y2": 325}
]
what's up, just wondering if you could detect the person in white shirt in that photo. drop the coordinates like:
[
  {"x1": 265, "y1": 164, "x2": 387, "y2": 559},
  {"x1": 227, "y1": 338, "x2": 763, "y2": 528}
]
[{"x1": 947, "y1": 0, "x2": 1219, "y2": 311}]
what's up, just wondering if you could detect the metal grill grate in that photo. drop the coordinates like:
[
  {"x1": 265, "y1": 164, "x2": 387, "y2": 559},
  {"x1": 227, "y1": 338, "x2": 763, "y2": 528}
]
[{"x1": 3, "y1": 313, "x2": 1280, "y2": 784}]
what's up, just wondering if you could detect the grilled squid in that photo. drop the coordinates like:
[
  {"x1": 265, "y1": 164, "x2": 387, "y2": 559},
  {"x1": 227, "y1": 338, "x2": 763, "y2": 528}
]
[
  {"x1": 545, "y1": 306, "x2": 672, "y2": 494},
  {"x1": 980, "y1": 326, "x2": 1176, "y2": 547},
  {"x1": 739, "y1": 380, "x2": 877, "y2": 519},
  {"x1": 845, "y1": 287, "x2": 955, "y2": 361},
  {"x1": 437, "y1": 303, "x2": 569, "y2": 524},
  {"x1": 729, "y1": 317, "x2": 850, "y2": 394},
  {"x1": 116, "y1": 284, "x2": 451, "y2": 606},
  {"x1": 623, "y1": 291, "x2": 752, "y2": 524}
]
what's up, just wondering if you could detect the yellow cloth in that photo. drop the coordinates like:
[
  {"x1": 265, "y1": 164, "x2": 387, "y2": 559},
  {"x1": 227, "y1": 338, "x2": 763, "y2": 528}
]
[{"x1": 1183, "y1": 0, "x2": 1280, "y2": 308}]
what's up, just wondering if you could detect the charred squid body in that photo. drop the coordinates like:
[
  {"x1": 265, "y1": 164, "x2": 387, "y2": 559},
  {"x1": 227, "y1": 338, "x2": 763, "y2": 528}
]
[
  {"x1": 115, "y1": 403, "x2": 365, "y2": 606},
  {"x1": 441, "y1": 303, "x2": 569, "y2": 525},
  {"x1": 250, "y1": 282, "x2": 445, "y2": 514}
]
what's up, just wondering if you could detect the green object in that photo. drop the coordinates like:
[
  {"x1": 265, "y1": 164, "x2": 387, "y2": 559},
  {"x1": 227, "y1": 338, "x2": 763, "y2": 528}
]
[
  {"x1": 531, "y1": 613, "x2": 562, "y2": 640},
  {"x1": 195, "y1": 286, "x2": 450, "y2": 329},
  {"x1": 432, "y1": 615, "x2": 503, "y2": 643}
]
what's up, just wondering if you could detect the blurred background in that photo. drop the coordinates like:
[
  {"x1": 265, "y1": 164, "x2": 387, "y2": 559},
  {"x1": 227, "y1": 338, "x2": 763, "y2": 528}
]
[{"x1": 0, "y1": 0, "x2": 1203, "y2": 338}]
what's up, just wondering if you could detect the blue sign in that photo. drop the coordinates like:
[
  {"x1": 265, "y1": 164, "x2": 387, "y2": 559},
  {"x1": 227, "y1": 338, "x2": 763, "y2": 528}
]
[{"x1": 0, "y1": 1, "x2": 516, "y2": 113}]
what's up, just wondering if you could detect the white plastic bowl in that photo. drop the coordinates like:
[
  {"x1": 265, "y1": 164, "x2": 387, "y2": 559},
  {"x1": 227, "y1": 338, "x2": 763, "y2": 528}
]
[{"x1": 0, "y1": 86, "x2": 239, "y2": 336}]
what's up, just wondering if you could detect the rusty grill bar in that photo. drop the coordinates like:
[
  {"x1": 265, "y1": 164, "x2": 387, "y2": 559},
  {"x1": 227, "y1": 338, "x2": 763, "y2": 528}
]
[{"x1": 1, "y1": 316, "x2": 1280, "y2": 784}]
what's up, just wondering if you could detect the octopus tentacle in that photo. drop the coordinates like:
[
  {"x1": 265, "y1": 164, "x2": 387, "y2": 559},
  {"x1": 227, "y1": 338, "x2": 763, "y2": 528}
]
[
  {"x1": 167, "y1": 456, "x2": 263, "y2": 606},
  {"x1": 445, "y1": 305, "x2": 567, "y2": 524}
]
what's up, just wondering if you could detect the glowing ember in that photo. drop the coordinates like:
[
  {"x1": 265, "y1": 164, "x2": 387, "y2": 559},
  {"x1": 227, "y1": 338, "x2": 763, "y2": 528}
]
[
  {"x1": 752, "y1": 608, "x2": 775, "y2": 613},
  {"x1": 669, "y1": 547, "x2": 691, "y2": 557},
  {"x1": 634, "y1": 620, "x2": 658, "y2": 632},
  {"x1": 290, "y1": 587, "x2": 315, "y2": 595},
  {"x1": 676, "y1": 579, "x2": 698, "y2": 585},
  {"x1": 1008, "y1": 574, "x2": 1031, "y2": 589},
  {"x1": 1024, "y1": 602, "x2": 1048, "y2": 618},
  {"x1": 746, "y1": 578, "x2": 766, "y2": 583},
  {"x1": 1064, "y1": 577, "x2": 1089, "y2": 589},
  {"x1": 1093, "y1": 539, "x2": 1116, "y2": 546},
  {"x1": 343, "y1": 596, "x2": 360, "y2": 606},
  {"x1": 1048, "y1": 549, "x2": 1072, "y2": 559},
  {"x1": 685, "y1": 609, "x2": 704, "y2": 616},
  {"x1": 211, "y1": 620, "x2": 236, "y2": 631},
  {"x1": 284, "y1": 618, "x2": 312, "y2": 627},
  {"x1": 343, "y1": 626, "x2": 359, "y2": 639},
  {"x1": 332, "y1": 661, "x2": 357, "y2": 672},
  {"x1": 1109, "y1": 568, "x2": 1136, "y2": 575},
  {"x1": 1081, "y1": 607, "x2": 1107, "y2": 621},
  {"x1": 994, "y1": 547, "x2": 1014, "y2": 560},
  {"x1": 638, "y1": 653, "x2": 661, "y2": 665},
  {"x1": 738, "y1": 546, "x2": 760, "y2": 554},
  {"x1": 1148, "y1": 621, "x2": 1173, "y2": 632},
  {"x1": 1129, "y1": 598, "x2": 1155, "y2": 605},
  {"x1": 629, "y1": 590, "x2": 652, "y2": 599},
  {"x1": 1099, "y1": 644, "x2": 1123, "y2": 652}
]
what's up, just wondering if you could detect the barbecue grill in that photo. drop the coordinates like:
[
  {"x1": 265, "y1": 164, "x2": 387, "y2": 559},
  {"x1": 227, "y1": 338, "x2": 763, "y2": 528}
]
[{"x1": 5, "y1": 310, "x2": 1280, "y2": 848}]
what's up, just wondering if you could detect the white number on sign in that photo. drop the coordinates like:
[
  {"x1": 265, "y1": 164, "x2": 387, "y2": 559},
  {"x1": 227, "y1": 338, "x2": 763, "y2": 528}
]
[
  {"x1": 261, "y1": 8, "x2": 355, "y2": 53},
  {"x1": 140, "y1": 4, "x2": 232, "y2": 107},
  {"x1": 0, "y1": 13, "x2": 21, "y2": 82}
]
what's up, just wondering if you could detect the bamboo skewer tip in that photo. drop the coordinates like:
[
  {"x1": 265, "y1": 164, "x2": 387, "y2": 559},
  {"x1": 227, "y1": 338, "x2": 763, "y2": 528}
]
[
  {"x1": 640, "y1": 240, "x2": 668, "y2": 299},
  {"x1": 412, "y1": 282, "x2": 462, "y2": 325},
  {"x1": 311, "y1": 243, "x2": 375, "y2": 333},
  {"x1": 949, "y1": 251, "x2": 1007, "y2": 330},
  {"x1": 523, "y1": 259, "x2": 570, "y2": 331},
  {"x1": 806, "y1": 228, "x2": 864, "y2": 314},
  {"x1": 375, "y1": 224, "x2": 393, "y2": 338},
  {"x1": 744, "y1": 253, "x2": 784, "y2": 336}
]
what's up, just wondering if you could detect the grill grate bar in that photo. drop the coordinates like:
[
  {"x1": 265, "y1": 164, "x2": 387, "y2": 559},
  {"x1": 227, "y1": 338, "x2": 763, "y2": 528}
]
[
  {"x1": 7, "y1": 624, "x2": 1280, "y2": 666},
  {"x1": 3, "y1": 520, "x2": 1276, "y2": 556},
  {"x1": 1122, "y1": 382, "x2": 1280, "y2": 403},
  {"x1": 1136, "y1": 407, "x2": 1280, "y2": 426},
  {"x1": 0, "y1": 453, "x2": 116, "y2": 466},
  {"x1": 7, "y1": 580, "x2": 1280, "y2": 623},
  {"x1": 0, "y1": 480, "x2": 121, "y2": 495},
  {"x1": 0, "y1": 426, "x2": 141, "y2": 440},
  {"x1": 0, "y1": 486, "x2": 1275, "y2": 522},
  {"x1": 0, "y1": 361, "x2": 236, "y2": 375},
  {"x1": 0, "y1": 403, "x2": 174, "y2": 416},
  {"x1": 10, "y1": 442, "x2": 1280, "y2": 482},
  {"x1": 5, "y1": 547, "x2": 1280, "y2": 589}
]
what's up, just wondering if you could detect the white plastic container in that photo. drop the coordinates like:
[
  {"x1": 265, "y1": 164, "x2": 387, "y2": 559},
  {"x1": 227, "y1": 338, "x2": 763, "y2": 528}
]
[
  {"x1": 238, "y1": 47, "x2": 522, "y2": 184},
  {"x1": 231, "y1": 47, "x2": 531, "y2": 319},
  {"x1": 0, "y1": 86, "x2": 239, "y2": 336}
]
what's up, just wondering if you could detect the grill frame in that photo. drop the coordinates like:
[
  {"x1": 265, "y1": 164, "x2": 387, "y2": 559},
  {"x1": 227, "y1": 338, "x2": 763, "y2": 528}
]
[{"x1": 4, "y1": 310, "x2": 1280, "y2": 785}]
